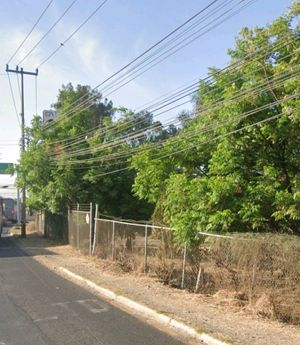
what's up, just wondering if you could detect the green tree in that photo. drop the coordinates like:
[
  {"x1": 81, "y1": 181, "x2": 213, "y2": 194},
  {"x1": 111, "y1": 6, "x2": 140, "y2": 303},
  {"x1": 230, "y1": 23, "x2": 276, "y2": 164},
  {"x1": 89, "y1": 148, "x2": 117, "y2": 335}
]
[
  {"x1": 131, "y1": 3, "x2": 300, "y2": 242},
  {"x1": 17, "y1": 84, "x2": 114, "y2": 214},
  {"x1": 17, "y1": 84, "x2": 163, "y2": 220}
]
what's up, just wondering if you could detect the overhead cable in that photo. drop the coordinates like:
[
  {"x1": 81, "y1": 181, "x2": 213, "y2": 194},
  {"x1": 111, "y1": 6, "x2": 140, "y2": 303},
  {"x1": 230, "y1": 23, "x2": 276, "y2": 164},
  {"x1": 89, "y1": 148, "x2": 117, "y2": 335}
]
[
  {"x1": 47, "y1": 0, "x2": 256, "y2": 128},
  {"x1": 37, "y1": 0, "x2": 110, "y2": 69},
  {"x1": 50, "y1": 42, "x2": 300, "y2": 155},
  {"x1": 43, "y1": 0, "x2": 227, "y2": 128},
  {"x1": 7, "y1": 0, "x2": 54, "y2": 64},
  {"x1": 6, "y1": 72, "x2": 21, "y2": 127},
  {"x1": 17, "y1": 0, "x2": 78, "y2": 66}
]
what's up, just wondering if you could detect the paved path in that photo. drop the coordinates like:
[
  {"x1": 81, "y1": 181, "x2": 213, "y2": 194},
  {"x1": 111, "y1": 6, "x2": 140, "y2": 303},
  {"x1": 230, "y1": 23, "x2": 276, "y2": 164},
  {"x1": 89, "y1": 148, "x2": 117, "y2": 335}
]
[{"x1": 0, "y1": 237, "x2": 184, "y2": 345}]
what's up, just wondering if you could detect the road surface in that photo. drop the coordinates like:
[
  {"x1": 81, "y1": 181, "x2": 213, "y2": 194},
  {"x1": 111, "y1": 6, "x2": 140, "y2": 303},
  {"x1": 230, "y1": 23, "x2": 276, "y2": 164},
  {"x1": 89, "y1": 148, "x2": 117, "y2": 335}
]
[{"x1": 0, "y1": 236, "x2": 184, "y2": 345}]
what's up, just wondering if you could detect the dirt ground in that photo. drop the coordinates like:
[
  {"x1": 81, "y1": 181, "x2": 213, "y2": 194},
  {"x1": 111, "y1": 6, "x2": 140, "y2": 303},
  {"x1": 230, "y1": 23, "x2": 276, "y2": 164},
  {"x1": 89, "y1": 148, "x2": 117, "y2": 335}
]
[{"x1": 15, "y1": 233, "x2": 300, "y2": 345}]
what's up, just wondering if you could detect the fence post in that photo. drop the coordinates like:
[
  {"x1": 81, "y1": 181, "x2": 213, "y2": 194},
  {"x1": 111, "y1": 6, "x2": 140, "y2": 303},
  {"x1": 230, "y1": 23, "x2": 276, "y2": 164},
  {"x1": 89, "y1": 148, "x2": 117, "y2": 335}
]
[
  {"x1": 195, "y1": 266, "x2": 203, "y2": 293},
  {"x1": 67, "y1": 206, "x2": 70, "y2": 244},
  {"x1": 181, "y1": 242, "x2": 187, "y2": 289},
  {"x1": 92, "y1": 204, "x2": 98, "y2": 256},
  {"x1": 112, "y1": 221, "x2": 116, "y2": 261},
  {"x1": 76, "y1": 203, "x2": 79, "y2": 250},
  {"x1": 89, "y1": 202, "x2": 93, "y2": 256},
  {"x1": 144, "y1": 224, "x2": 148, "y2": 273}
]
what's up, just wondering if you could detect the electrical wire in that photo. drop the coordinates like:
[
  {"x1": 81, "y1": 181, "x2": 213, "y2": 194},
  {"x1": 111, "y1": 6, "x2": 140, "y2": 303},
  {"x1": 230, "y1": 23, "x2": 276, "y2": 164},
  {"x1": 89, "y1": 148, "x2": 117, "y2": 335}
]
[
  {"x1": 43, "y1": 0, "x2": 237, "y2": 129},
  {"x1": 17, "y1": 0, "x2": 78, "y2": 66},
  {"x1": 46, "y1": 0, "x2": 254, "y2": 130},
  {"x1": 37, "y1": 0, "x2": 110, "y2": 69},
  {"x1": 49, "y1": 65, "x2": 294, "y2": 158},
  {"x1": 62, "y1": 76, "x2": 300, "y2": 163},
  {"x1": 83, "y1": 114, "x2": 292, "y2": 178},
  {"x1": 7, "y1": 0, "x2": 54, "y2": 64},
  {"x1": 54, "y1": 77, "x2": 300, "y2": 166},
  {"x1": 37, "y1": 8, "x2": 298, "y2": 168},
  {"x1": 50, "y1": 44, "x2": 300, "y2": 156},
  {"x1": 99, "y1": 0, "x2": 254, "y2": 98},
  {"x1": 97, "y1": 0, "x2": 236, "y2": 96},
  {"x1": 87, "y1": 105, "x2": 299, "y2": 178},
  {"x1": 47, "y1": 5, "x2": 278, "y2": 148},
  {"x1": 6, "y1": 73, "x2": 21, "y2": 127},
  {"x1": 47, "y1": 0, "x2": 290, "y2": 136},
  {"x1": 68, "y1": 31, "x2": 300, "y2": 150},
  {"x1": 64, "y1": 0, "x2": 256, "y2": 125}
]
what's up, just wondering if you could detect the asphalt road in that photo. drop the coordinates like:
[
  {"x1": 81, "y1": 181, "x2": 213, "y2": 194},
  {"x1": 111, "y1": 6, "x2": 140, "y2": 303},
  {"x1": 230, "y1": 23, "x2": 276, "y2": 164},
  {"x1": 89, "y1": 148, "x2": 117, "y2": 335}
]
[{"x1": 0, "y1": 236, "x2": 184, "y2": 345}]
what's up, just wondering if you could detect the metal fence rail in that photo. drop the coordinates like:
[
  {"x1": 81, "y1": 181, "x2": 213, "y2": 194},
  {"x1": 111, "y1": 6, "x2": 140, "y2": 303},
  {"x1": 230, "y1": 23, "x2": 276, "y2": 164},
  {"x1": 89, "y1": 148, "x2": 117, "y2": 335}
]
[
  {"x1": 35, "y1": 212, "x2": 45, "y2": 234},
  {"x1": 92, "y1": 216, "x2": 186, "y2": 282},
  {"x1": 67, "y1": 204, "x2": 247, "y2": 287},
  {"x1": 68, "y1": 203, "x2": 92, "y2": 255},
  {"x1": 66, "y1": 203, "x2": 300, "y2": 325}
]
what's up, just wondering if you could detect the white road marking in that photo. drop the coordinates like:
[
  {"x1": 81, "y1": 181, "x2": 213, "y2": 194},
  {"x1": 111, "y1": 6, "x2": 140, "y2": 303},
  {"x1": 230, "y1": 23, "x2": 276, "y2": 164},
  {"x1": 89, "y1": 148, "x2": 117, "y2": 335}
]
[
  {"x1": 76, "y1": 299, "x2": 108, "y2": 313},
  {"x1": 52, "y1": 301, "x2": 78, "y2": 316},
  {"x1": 34, "y1": 316, "x2": 58, "y2": 323}
]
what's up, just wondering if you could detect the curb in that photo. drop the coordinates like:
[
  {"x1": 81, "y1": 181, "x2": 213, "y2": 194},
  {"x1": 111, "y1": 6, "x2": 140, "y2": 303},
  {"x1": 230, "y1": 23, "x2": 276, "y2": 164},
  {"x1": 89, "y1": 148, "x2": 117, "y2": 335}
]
[{"x1": 59, "y1": 267, "x2": 229, "y2": 345}]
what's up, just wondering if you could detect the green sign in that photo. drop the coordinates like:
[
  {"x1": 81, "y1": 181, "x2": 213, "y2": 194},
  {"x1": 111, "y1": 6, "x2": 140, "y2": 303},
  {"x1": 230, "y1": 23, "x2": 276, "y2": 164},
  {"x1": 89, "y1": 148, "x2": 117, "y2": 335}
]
[{"x1": 0, "y1": 163, "x2": 14, "y2": 174}]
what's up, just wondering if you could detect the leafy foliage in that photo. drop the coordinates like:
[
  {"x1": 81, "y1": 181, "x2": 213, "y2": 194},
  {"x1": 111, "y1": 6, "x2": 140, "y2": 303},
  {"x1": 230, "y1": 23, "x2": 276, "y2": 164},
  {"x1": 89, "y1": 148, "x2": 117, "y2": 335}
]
[
  {"x1": 131, "y1": 4, "x2": 300, "y2": 241},
  {"x1": 17, "y1": 84, "x2": 162, "y2": 219}
]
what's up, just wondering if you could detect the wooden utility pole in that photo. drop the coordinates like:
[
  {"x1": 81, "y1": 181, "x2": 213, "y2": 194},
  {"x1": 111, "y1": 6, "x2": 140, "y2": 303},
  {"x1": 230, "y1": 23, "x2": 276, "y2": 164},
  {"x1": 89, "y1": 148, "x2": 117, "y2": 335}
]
[{"x1": 5, "y1": 65, "x2": 38, "y2": 237}]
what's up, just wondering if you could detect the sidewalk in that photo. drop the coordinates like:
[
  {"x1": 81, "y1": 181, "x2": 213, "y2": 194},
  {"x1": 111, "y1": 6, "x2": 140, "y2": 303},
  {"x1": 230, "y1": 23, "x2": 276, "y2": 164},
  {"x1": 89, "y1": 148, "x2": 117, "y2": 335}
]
[{"x1": 16, "y1": 234, "x2": 300, "y2": 345}]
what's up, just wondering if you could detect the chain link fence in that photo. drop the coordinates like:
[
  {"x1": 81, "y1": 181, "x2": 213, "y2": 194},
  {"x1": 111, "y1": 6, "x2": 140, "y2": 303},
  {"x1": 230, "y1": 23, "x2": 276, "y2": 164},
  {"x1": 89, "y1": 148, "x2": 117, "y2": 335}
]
[
  {"x1": 35, "y1": 212, "x2": 45, "y2": 234},
  {"x1": 34, "y1": 211, "x2": 68, "y2": 242},
  {"x1": 66, "y1": 203, "x2": 300, "y2": 324},
  {"x1": 68, "y1": 204, "x2": 92, "y2": 255}
]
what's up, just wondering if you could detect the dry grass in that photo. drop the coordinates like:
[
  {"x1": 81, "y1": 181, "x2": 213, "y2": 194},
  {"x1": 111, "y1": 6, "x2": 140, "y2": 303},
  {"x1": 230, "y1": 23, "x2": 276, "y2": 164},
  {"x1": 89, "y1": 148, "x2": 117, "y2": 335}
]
[
  {"x1": 206, "y1": 234, "x2": 300, "y2": 325},
  {"x1": 105, "y1": 232, "x2": 300, "y2": 325}
]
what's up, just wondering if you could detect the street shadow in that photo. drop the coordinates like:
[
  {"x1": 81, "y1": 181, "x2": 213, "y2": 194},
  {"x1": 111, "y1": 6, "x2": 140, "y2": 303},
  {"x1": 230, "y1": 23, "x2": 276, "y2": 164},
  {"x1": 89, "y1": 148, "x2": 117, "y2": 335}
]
[{"x1": 0, "y1": 235, "x2": 58, "y2": 258}]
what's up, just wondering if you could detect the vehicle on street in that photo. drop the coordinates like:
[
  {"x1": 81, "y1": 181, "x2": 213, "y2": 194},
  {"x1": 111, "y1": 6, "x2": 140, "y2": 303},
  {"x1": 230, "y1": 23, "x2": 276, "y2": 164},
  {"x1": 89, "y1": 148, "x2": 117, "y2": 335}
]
[
  {"x1": 3, "y1": 198, "x2": 17, "y2": 224},
  {"x1": 0, "y1": 197, "x2": 4, "y2": 236}
]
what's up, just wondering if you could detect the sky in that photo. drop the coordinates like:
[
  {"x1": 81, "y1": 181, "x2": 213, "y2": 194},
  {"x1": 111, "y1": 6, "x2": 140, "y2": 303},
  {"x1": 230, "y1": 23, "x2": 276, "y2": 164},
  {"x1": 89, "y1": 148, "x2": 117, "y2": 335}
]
[{"x1": 0, "y1": 0, "x2": 293, "y2": 191}]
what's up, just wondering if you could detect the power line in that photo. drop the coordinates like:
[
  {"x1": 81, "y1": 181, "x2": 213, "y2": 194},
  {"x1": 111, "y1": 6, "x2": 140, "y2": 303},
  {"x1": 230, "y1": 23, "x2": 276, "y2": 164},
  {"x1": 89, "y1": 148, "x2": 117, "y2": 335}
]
[
  {"x1": 42, "y1": 1, "x2": 298, "y2": 165},
  {"x1": 6, "y1": 72, "x2": 21, "y2": 127},
  {"x1": 49, "y1": 57, "x2": 294, "y2": 158},
  {"x1": 37, "y1": 0, "x2": 110, "y2": 69},
  {"x1": 7, "y1": 0, "x2": 54, "y2": 64},
  {"x1": 45, "y1": 0, "x2": 259, "y2": 134},
  {"x1": 98, "y1": 0, "x2": 235, "y2": 95},
  {"x1": 88, "y1": 106, "x2": 298, "y2": 179},
  {"x1": 65, "y1": 77, "x2": 300, "y2": 163},
  {"x1": 55, "y1": 76, "x2": 300, "y2": 165},
  {"x1": 50, "y1": 42, "x2": 300, "y2": 156},
  {"x1": 48, "y1": 77, "x2": 300, "y2": 168},
  {"x1": 43, "y1": 0, "x2": 224, "y2": 128},
  {"x1": 49, "y1": 0, "x2": 256, "y2": 128},
  {"x1": 17, "y1": 0, "x2": 78, "y2": 66},
  {"x1": 99, "y1": 0, "x2": 249, "y2": 97},
  {"x1": 45, "y1": 0, "x2": 240, "y2": 128}
]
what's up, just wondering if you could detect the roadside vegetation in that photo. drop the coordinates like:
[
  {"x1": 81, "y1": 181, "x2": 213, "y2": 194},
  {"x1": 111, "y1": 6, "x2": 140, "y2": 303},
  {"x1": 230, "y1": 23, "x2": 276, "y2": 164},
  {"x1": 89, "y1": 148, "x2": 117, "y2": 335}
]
[
  {"x1": 17, "y1": 2, "x2": 300, "y2": 239},
  {"x1": 14, "y1": 1, "x2": 300, "y2": 325}
]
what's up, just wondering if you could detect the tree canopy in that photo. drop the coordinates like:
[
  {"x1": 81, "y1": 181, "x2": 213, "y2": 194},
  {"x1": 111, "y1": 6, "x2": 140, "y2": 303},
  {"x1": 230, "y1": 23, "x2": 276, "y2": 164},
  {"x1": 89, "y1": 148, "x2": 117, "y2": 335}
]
[
  {"x1": 131, "y1": 4, "x2": 300, "y2": 241},
  {"x1": 17, "y1": 84, "x2": 161, "y2": 219},
  {"x1": 16, "y1": 2, "x2": 300, "y2": 242}
]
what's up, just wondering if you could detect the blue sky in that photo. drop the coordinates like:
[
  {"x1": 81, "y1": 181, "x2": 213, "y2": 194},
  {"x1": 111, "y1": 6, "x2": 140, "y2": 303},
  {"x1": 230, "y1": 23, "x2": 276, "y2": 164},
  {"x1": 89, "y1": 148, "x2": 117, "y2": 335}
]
[{"x1": 0, "y1": 0, "x2": 293, "y2": 182}]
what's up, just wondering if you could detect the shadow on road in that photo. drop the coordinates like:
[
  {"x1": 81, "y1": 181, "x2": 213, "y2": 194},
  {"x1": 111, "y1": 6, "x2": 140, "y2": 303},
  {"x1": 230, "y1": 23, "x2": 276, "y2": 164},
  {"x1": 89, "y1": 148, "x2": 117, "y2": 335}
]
[{"x1": 0, "y1": 235, "x2": 58, "y2": 258}]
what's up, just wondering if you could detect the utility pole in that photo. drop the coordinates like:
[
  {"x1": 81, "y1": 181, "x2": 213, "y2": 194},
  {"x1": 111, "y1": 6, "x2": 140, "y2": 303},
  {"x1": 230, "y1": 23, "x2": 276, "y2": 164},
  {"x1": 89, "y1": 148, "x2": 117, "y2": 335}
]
[
  {"x1": 17, "y1": 188, "x2": 21, "y2": 224},
  {"x1": 5, "y1": 65, "x2": 38, "y2": 237}
]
